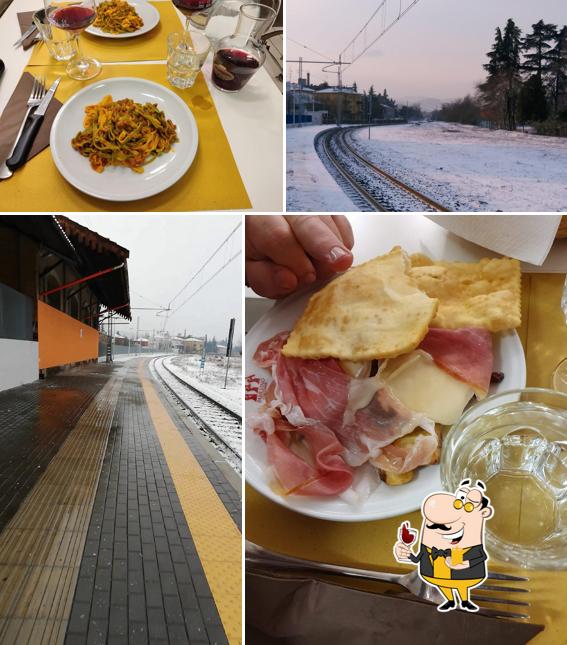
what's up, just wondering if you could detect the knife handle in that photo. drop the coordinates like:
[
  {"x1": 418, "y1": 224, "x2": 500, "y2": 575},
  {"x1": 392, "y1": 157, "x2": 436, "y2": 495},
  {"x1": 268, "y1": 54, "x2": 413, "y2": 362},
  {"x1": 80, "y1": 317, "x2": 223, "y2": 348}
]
[{"x1": 6, "y1": 112, "x2": 44, "y2": 171}]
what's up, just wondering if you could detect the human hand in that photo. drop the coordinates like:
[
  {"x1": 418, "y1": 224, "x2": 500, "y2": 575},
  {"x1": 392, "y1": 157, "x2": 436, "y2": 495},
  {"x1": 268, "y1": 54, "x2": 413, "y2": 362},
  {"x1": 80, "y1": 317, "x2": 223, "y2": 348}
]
[{"x1": 245, "y1": 215, "x2": 354, "y2": 298}]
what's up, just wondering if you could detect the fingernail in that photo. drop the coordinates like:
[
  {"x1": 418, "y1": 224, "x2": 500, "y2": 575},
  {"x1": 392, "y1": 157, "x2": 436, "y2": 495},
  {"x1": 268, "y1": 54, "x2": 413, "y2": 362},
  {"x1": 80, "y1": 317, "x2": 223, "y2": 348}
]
[
  {"x1": 275, "y1": 269, "x2": 296, "y2": 290},
  {"x1": 328, "y1": 246, "x2": 350, "y2": 264}
]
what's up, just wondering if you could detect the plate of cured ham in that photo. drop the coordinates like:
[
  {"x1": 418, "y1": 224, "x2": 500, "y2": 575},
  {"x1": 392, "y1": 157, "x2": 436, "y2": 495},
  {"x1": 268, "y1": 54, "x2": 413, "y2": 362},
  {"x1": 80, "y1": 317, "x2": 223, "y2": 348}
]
[{"x1": 245, "y1": 248, "x2": 526, "y2": 521}]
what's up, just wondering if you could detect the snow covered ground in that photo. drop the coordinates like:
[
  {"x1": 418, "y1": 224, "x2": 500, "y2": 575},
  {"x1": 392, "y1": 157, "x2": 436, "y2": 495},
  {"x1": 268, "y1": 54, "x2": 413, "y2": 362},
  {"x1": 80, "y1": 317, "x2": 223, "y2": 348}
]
[
  {"x1": 352, "y1": 122, "x2": 567, "y2": 212},
  {"x1": 165, "y1": 354, "x2": 241, "y2": 417},
  {"x1": 286, "y1": 125, "x2": 357, "y2": 212}
]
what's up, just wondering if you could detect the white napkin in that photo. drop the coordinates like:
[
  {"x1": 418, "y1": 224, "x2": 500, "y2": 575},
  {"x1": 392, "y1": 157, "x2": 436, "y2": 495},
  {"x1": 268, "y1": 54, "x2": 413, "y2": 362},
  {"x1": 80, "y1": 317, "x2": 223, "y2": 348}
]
[{"x1": 428, "y1": 215, "x2": 563, "y2": 266}]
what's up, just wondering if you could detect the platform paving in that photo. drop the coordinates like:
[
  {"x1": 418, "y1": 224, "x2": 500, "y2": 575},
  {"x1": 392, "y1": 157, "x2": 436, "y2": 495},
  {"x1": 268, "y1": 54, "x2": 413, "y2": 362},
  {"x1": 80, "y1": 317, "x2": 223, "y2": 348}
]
[{"x1": 0, "y1": 358, "x2": 242, "y2": 645}]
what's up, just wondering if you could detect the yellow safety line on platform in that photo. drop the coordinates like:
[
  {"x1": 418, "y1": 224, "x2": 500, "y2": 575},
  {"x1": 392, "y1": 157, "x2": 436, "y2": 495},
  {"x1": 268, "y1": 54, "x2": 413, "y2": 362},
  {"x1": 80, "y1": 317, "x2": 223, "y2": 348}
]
[{"x1": 139, "y1": 363, "x2": 242, "y2": 644}]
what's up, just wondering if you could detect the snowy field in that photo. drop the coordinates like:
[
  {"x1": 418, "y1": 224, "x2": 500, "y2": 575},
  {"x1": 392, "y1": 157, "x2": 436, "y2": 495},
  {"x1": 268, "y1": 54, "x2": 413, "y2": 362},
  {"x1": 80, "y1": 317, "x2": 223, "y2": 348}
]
[
  {"x1": 166, "y1": 354, "x2": 241, "y2": 417},
  {"x1": 286, "y1": 125, "x2": 356, "y2": 212},
  {"x1": 352, "y1": 122, "x2": 567, "y2": 212}
]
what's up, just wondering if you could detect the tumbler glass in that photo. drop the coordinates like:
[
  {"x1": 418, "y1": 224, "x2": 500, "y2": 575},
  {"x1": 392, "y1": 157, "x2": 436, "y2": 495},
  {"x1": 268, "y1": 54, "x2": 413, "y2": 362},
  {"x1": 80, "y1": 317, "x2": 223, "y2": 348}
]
[
  {"x1": 167, "y1": 31, "x2": 210, "y2": 89},
  {"x1": 442, "y1": 388, "x2": 567, "y2": 569},
  {"x1": 33, "y1": 8, "x2": 76, "y2": 61}
]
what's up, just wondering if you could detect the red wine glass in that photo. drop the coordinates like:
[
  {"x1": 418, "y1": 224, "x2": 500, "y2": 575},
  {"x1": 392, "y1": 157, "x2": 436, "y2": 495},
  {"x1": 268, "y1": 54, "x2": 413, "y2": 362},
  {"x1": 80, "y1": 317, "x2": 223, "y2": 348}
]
[
  {"x1": 44, "y1": 0, "x2": 100, "y2": 80},
  {"x1": 399, "y1": 521, "x2": 417, "y2": 545}
]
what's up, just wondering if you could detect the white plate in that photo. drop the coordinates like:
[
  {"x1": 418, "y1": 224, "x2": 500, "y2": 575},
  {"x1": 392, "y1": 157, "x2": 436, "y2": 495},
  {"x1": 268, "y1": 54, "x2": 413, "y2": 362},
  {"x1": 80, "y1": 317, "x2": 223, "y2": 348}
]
[
  {"x1": 245, "y1": 283, "x2": 527, "y2": 523},
  {"x1": 50, "y1": 77, "x2": 198, "y2": 201},
  {"x1": 85, "y1": 1, "x2": 160, "y2": 39}
]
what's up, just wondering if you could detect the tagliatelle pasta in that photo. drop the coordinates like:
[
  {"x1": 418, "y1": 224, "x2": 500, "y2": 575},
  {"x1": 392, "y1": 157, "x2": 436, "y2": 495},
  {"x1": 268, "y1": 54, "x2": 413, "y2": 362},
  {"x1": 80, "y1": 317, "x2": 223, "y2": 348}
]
[
  {"x1": 71, "y1": 95, "x2": 178, "y2": 173},
  {"x1": 93, "y1": 0, "x2": 143, "y2": 34}
]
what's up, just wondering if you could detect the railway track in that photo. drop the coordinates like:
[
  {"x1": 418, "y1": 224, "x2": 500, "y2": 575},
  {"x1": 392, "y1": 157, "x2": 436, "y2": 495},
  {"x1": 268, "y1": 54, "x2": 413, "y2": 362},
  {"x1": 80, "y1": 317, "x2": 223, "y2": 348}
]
[
  {"x1": 150, "y1": 356, "x2": 242, "y2": 471},
  {"x1": 315, "y1": 126, "x2": 449, "y2": 212}
]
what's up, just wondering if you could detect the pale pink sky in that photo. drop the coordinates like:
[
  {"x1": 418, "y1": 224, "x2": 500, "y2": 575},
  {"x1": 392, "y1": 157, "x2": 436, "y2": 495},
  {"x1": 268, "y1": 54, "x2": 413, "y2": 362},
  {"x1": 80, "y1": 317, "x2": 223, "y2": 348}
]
[{"x1": 287, "y1": 0, "x2": 567, "y2": 102}]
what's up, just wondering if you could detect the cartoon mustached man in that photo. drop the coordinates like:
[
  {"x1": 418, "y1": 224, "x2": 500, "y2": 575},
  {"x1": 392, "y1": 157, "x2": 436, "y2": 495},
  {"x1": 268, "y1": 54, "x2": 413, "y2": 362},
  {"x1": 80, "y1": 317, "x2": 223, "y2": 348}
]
[{"x1": 394, "y1": 480, "x2": 494, "y2": 612}]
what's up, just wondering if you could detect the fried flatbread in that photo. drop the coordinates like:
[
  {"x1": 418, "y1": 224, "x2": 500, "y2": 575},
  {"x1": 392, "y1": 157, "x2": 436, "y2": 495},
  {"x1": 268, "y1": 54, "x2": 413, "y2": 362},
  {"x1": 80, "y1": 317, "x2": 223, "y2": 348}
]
[
  {"x1": 282, "y1": 247, "x2": 438, "y2": 361},
  {"x1": 409, "y1": 255, "x2": 521, "y2": 332}
]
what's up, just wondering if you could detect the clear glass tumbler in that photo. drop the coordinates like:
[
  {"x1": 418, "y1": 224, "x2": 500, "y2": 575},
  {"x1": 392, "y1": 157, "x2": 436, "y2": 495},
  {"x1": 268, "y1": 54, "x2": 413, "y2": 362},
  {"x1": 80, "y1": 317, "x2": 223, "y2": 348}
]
[
  {"x1": 442, "y1": 388, "x2": 567, "y2": 569},
  {"x1": 33, "y1": 8, "x2": 76, "y2": 61},
  {"x1": 211, "y1": 3, "x2": 276, "y2": 92},
  {"x1": 167, "y1": 31, "x2": 211, "y2": 90}
]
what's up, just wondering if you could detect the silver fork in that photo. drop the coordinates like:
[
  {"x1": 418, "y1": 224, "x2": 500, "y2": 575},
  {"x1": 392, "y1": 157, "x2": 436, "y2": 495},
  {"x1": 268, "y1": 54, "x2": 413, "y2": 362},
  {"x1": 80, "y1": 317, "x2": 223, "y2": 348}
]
[
  {"x1": 0, "y1": 76, "x2": 46, "y2": 180},
  {"x1": 246, "y1": 541, "x2": 530, "y2": 620}
]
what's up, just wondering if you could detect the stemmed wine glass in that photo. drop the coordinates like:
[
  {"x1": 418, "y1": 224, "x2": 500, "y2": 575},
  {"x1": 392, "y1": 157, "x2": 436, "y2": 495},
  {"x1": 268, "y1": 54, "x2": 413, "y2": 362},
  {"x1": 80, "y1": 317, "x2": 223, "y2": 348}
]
[
  {"x1": 552, "y1": 276, "x2": 567, "y2": 393},
  {"x1": 44, "y1": 0, "x2": 101, "y2": 80},
  {"x1": 171, "y1": 0, "x2": 215, "y2": 37},
  {"x1": 399, "y1": 521, "x2": 417, "y2": 547}
]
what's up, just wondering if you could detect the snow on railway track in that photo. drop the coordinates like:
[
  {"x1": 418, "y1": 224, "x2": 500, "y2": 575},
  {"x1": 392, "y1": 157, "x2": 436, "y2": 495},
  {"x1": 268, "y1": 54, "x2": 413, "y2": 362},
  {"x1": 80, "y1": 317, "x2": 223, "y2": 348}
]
[
  {"x1": 316, "y1": 126, "x2": 448, "y2": 212},
  {"x1": 150, "y1": 356, "x2": 242, "y2": 472}
]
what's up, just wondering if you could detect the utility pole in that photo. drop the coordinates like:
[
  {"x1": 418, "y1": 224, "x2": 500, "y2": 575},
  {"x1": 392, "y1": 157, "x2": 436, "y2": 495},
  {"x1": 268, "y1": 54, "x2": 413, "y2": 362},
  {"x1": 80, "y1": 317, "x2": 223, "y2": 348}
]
[
  {"x1": 136, "y1": 316, "x2": 140, "y2": 355},
  {"x1": 337, "y1": 53, "x2": 342, "y2": 127},
  {"x1": 223, "y1": 318, "x2": 236, "y2": 390}
]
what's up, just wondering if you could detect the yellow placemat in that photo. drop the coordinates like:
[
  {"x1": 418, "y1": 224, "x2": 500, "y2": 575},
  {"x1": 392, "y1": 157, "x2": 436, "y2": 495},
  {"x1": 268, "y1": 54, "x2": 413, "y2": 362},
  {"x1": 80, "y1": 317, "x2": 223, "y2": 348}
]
[
  {"x1": 0, "y1": 64, "x2": 251, "y2": 212},
  {"x1": 28, "y1": 2, "x2": 181, "y2": 65},
  {"x1": 246, "y1": 273, "x2": 567, "y2": 645}
]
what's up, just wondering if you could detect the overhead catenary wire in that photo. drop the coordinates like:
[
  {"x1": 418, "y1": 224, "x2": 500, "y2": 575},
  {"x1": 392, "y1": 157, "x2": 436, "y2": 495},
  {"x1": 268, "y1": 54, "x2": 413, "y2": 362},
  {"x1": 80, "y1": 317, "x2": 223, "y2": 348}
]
[
  {"x1": 288, "y1": 37, "x2": 333, "y2": 62},
  {"x1": 168, "y1": 250, "x2": 242, "y2": 318},
  {"x1": 289, "y1": 0, "x2": 425, "y2": 84},
  {"x1": 167, "y1": 221, "x2": 242, "y2": 308},
  {"x1": 340, "y1": 0, "x2": 424, "y2": 69}
]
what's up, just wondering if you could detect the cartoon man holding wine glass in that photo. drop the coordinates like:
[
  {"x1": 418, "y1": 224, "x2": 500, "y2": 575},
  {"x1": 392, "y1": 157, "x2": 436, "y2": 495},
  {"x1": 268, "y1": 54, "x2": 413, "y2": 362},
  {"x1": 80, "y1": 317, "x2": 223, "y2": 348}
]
[{"x1": 393, "y1": 480, "x2": 494, "y2": 613}]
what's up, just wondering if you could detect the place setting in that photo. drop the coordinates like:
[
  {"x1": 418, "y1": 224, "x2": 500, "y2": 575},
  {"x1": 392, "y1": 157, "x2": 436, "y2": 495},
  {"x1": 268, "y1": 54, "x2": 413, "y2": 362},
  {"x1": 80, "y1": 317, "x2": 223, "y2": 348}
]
[{"x1": 0, "y1": 0, "x2": 281, "y2": 209}]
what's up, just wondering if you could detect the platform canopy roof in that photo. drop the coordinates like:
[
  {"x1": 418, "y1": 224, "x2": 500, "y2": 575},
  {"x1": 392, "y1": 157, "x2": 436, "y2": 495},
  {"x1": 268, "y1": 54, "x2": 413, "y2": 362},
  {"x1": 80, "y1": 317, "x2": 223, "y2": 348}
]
[
  {"x1": 0, "y1": 215, "x2": 131, "y2": 320},
  {"x1": 56, "y1": 216, "x2": 131, "y2": 320}
]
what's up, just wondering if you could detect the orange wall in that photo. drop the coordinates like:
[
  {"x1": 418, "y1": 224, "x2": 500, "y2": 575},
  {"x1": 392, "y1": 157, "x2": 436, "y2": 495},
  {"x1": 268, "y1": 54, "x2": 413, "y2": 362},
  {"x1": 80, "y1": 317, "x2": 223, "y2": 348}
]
[{"x1": 38, "y1": 301, "x2": 99, "y2": 369}]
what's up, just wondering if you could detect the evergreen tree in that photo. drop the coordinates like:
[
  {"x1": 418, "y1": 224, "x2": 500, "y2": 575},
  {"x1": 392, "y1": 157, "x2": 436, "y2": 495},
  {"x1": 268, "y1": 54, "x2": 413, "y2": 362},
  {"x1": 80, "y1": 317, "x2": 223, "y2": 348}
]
[
  {"x1": 548, "y1": 25, "x2": 567, "y2": 115},
  {"x1": 483, "y1": 27, "x2": 504, "y2": 75},
  {"x1": 478, "y1": 19, "x2": 522, "y2": 130},
  {"x1": 519, "y1": 74, "x2": 548, "y2": 121},
  {"x1": 522, "y1": 20, "x2": 557, "y2": 78}
]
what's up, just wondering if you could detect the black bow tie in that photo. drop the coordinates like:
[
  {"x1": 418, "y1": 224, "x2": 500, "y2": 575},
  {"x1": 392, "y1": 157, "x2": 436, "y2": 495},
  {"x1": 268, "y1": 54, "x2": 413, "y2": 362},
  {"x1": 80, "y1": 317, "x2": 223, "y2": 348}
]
[{"x1": 431, "y1": 547, "x2": 451, "y2": 560}]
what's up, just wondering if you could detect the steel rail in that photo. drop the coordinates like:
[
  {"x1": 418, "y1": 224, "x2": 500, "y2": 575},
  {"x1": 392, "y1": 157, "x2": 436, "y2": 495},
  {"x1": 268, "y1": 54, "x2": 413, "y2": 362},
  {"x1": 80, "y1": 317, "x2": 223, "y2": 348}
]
[{"x1": 151, "y1": 357, "x2": 242, "y2": 464}]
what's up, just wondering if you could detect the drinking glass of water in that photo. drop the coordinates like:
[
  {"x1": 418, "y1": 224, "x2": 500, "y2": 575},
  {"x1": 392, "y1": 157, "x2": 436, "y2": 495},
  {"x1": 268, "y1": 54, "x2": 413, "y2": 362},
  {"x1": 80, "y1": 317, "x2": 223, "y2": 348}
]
[
  {"x1": 167, "y1": 31, "x2": 210, "y2": 90},
  {"x1": 442, "y1": 388, "x2": 567, "y2": 569}
]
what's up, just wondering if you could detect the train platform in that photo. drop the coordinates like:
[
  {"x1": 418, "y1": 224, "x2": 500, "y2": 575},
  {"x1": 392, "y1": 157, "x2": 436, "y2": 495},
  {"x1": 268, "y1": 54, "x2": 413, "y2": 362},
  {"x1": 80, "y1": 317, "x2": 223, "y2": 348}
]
[{"x1": 0, "y1": 358, "x2": 241, "y2": 645}]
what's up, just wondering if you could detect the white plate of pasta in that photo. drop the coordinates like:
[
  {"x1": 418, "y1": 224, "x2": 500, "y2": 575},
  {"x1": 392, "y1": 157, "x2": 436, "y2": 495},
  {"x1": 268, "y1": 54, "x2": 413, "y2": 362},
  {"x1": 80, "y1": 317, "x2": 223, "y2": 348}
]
[
  {"x1": 50, "y1": 77, "x2": 198, "y2": 201},
  {"x1": 85, "y1": 0, "x2": 160, "y2": 39}
]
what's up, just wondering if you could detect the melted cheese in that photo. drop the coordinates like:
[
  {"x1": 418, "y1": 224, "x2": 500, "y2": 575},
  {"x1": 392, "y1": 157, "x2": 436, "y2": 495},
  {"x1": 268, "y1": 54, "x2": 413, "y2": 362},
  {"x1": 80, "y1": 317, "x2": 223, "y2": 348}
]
[{"x1": 382, "y1": 350, "x2": 474, "y2": 425}]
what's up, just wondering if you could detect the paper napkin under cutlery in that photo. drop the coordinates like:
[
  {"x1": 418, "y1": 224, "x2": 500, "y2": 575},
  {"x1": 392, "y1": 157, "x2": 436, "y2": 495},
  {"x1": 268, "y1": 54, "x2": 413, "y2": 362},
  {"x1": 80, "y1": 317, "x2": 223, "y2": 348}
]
[{"x1": 0, "y1": 72, "x2": 62, "y2": 170}]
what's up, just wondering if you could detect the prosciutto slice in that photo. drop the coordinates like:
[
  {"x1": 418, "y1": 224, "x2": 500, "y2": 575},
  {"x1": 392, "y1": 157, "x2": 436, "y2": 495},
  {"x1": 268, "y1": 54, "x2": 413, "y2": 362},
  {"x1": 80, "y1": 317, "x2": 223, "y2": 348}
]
[
  {"x1": 253, "y1": 331, "x2": 289, "y2": 368},
  {"x1": 419, "y1": 328, "x2": 493, "y2": 397},
  {"x1": 273, "y1": 355, "x2": 350, "y2": 429},
  {"x1": 264, "y1": 419, "x2": 354, "y2": 496},
  {"x1": 250, "y1": 331, "x2": 443, "y2": 496}
]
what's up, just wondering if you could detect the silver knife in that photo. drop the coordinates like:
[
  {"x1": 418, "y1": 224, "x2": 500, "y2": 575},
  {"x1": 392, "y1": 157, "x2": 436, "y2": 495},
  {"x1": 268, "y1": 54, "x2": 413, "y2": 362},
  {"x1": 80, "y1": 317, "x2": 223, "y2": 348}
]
[
  {"x1": 13, "y1": 24, "x2": 38, "y2": 48},
  {"x1": 6, "y1": 77, "x2": 61, "y2": 171}
]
